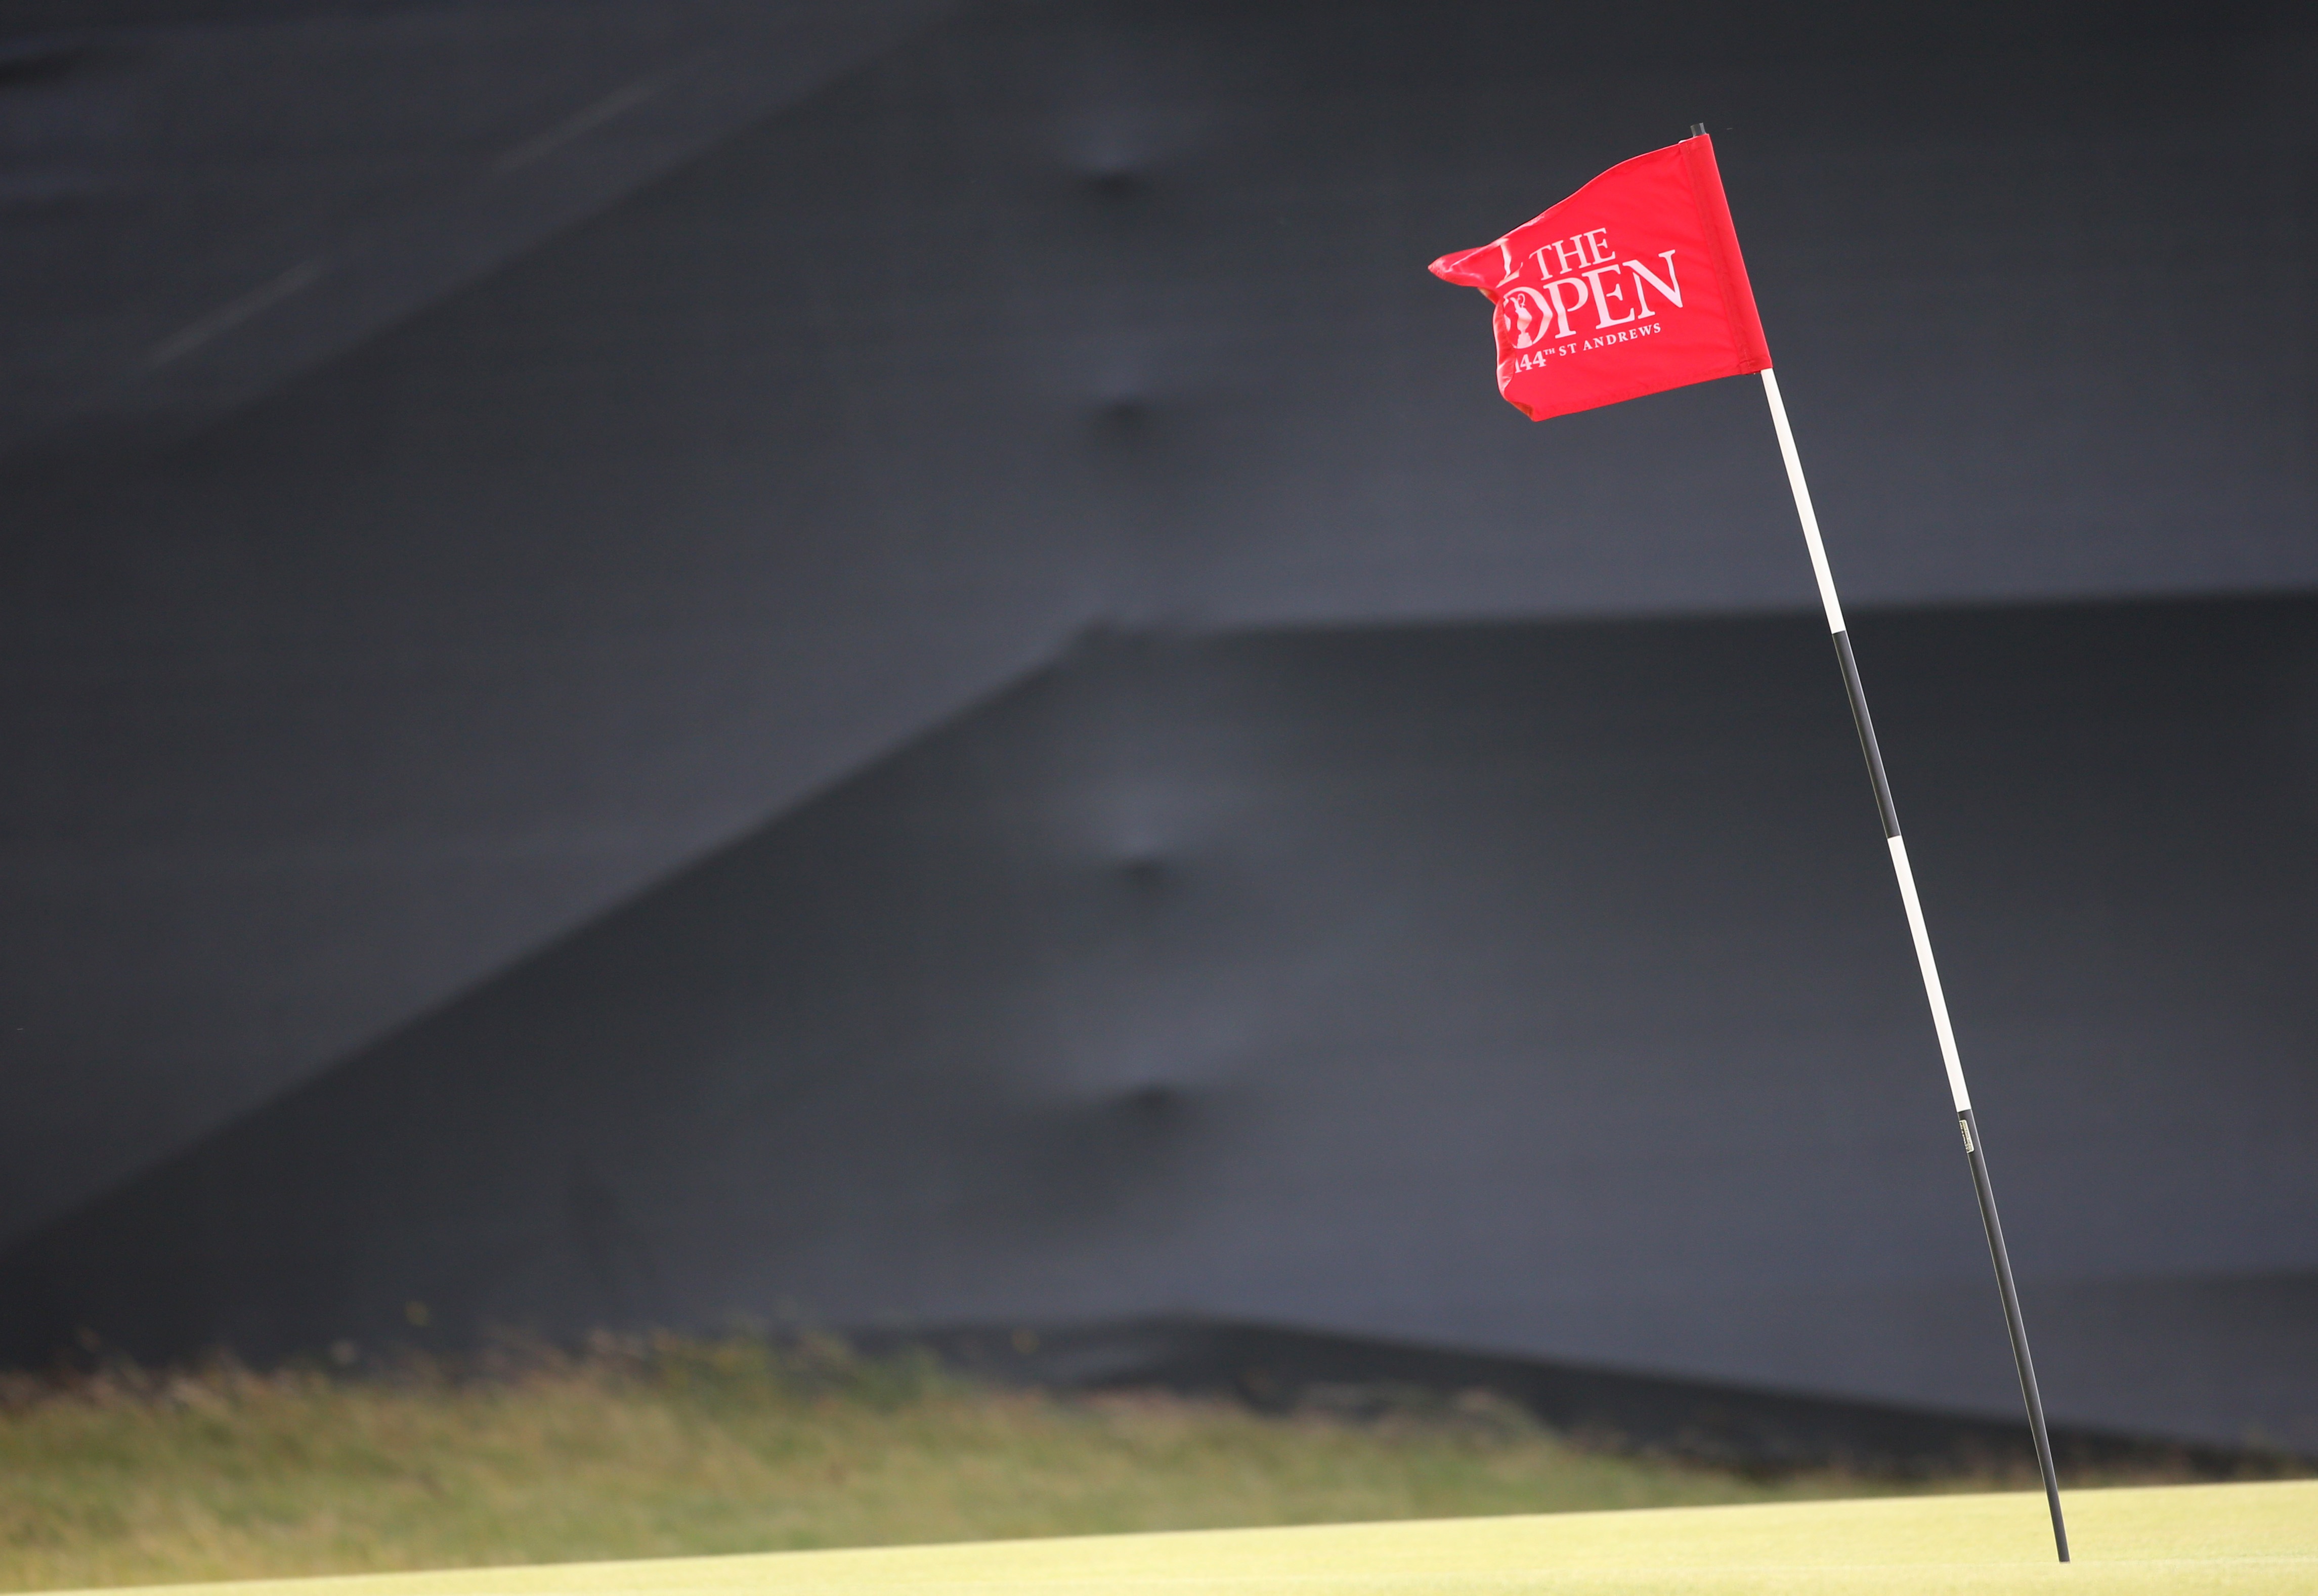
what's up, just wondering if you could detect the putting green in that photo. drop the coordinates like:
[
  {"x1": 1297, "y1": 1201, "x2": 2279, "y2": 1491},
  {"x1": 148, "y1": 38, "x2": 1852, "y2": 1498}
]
[{"x1": 57, "y1": 1480, "x2": 2317, "y2": 1595}]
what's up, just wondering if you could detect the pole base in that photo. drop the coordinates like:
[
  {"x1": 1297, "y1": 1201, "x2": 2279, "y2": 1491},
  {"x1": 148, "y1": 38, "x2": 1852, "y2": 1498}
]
[{"x1": 1960, "y1": 1108, "x2": 2069, "y2": 1563}]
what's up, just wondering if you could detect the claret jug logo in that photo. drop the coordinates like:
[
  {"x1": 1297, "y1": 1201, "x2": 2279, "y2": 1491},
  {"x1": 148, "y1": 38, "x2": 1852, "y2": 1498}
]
[{"x1": 1490, "y1": 225, "x2": 1685, "y2": 372}]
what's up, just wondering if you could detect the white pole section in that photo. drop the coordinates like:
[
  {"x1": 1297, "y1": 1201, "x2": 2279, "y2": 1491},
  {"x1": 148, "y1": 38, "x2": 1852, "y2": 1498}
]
[
  {"x1": 1762, "y1": 368, "x2": 1845, "y2": 635},
  {"x1": 1887, "y1": 834, "x2": 1970, "y2": 1113}
]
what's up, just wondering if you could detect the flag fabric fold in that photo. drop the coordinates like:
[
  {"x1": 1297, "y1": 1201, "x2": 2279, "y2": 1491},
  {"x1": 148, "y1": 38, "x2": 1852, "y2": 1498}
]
[{"x1": 1429, "y1": 134, "x2": 1771, "y2": 421}]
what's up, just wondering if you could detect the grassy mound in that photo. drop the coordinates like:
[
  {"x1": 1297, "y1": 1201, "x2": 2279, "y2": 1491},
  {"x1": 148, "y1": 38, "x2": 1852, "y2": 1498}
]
[{"x1": 0, "y1": 1335, "x2": 2289, "y2": 1592}]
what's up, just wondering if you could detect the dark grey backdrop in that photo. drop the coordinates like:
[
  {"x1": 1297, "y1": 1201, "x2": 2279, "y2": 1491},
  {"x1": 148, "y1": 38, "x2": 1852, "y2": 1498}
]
[{"x1": 3, "y1": 0, "x2": 2312, "y2": 1448}]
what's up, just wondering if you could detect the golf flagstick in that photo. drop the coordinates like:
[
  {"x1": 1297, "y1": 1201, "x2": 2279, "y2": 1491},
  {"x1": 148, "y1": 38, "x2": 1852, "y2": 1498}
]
[
  {"x1": 1429, "y1": 127, "x2": 2071, "y2": 1564},
  {"x1": 1758, "y1": 362, "x2": 2070, "y2": 1564}
]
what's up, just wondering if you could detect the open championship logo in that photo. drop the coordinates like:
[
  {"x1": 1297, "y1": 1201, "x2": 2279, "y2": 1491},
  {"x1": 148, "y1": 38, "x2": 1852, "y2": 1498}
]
[{"x1": 1492, "y1": 227, "x2": 1685, "y2": 373}]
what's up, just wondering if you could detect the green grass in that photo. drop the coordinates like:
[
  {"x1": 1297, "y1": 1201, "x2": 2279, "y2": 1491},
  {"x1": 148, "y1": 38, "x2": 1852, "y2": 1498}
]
[
  {"x1": 0, "y1": 1335, "x2": 2271, "y2": 1593},
  {"x1": 154, "y1": 1482, "x2": 2300, "y2": 1595}
]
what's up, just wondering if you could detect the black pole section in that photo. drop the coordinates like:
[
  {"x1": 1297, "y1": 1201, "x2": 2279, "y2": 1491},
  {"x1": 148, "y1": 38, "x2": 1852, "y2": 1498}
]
[
  {"x1": 1959, "y1": 1108, "x2": 2070, "y2": 1561},
  {"x1": 1827, "y1": 628, "x2": 2070, "y2": 1563},
  {"x1": 1833, "y1": 631, "x2": 1900, "y2": 839}
]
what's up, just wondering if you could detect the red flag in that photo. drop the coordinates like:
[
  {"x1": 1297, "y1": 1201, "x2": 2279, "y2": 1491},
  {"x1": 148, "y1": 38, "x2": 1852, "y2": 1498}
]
[{"x1": 1430, "y1": 134, "x2": 1771, "y2": 421}]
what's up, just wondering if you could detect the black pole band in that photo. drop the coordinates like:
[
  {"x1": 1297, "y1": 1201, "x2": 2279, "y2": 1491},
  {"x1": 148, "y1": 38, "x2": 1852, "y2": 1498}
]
[
  {"x1": 1959, "y1": 1109, "x2": 2071, "y2": 1563},
  {"x1": 1831, "y1": 630, "x2": 1900, "y2": 839}
]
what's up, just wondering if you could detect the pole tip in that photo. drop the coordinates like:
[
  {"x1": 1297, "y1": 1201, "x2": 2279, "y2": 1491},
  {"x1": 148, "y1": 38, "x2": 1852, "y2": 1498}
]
[{"x1": 1690, "y1": 122, "x2": 1707, "y2": 138}]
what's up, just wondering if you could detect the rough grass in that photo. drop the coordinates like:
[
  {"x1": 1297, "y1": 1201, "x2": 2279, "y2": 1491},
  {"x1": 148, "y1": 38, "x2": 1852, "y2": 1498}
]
[{"x1": 0, "y1": 1334, "x2": 2242, "y2": 1593}]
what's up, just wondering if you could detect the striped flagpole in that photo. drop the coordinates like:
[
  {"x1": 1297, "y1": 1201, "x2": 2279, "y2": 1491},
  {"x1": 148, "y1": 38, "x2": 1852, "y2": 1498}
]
[{"x1": 1758, "y1": 365, "x2": 2070, "y2": 1562}]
